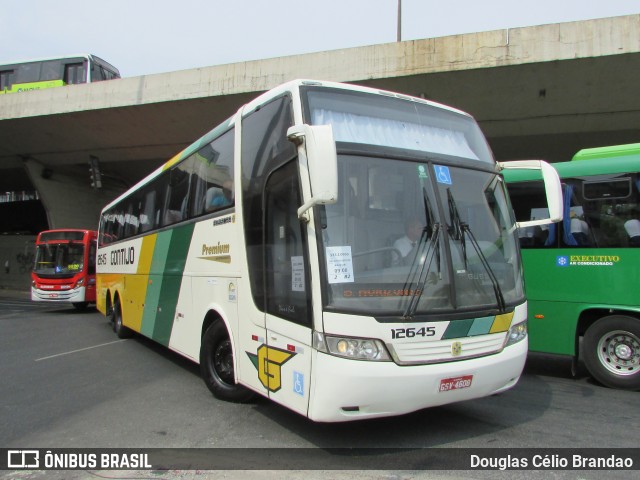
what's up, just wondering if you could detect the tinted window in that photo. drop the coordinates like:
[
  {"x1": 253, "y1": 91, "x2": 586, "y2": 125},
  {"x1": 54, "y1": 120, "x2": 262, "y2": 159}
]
[
  {"x1": 64, "y1": 62, "x2": 85, "y2": 84},
  {"x1": 190, "y1": 128, "x2": 235, "y2": 217},
  {"x1": 241, "y1": 95, "x2": 296, "y2": 310},
  {"x1": 162, "y1": 158, "x2": 192, "y2": 227},
  {"x1": 16, "y1": 63, "x2": 40, "y2": 83},
  {"x1": 0, "y1": 70, "x2": 14, "y2": 90},
  {"x1": 40, "y1": 60, "x2": 61, "y2": 81},
  {"x1": 265, "y1": 161, "x2": 311, "y2": 325},
  {"x1": 508, "y1": 173, "x2": 640, "y2": 248}
]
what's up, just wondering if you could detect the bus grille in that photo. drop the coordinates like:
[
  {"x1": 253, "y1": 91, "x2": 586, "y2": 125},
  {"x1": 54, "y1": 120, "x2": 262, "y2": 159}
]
[{"x1": 389, "y1": 333, "x2": 507, "y2": 365}]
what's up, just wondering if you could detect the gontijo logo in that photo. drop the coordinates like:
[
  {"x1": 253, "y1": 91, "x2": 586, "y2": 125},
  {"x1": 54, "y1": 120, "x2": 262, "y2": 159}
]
[
  {"x1": 110, "y1": 246, "x2": 135, "y2": 265},
  {"x1": 246, "y1": 345, "x2": 295, "y2": 392}
]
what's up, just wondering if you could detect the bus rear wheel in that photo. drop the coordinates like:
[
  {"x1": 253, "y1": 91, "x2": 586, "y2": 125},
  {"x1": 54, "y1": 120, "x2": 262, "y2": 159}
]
[
  {"x1": 111, "y1": 297, "x2": 133, "y2": 339},
  {"x1": 200, "y1": 321, "x2": 254, "y2": 403},
  {"x1": 583, "y1": 315, "x2": 640, "y2": 391}
]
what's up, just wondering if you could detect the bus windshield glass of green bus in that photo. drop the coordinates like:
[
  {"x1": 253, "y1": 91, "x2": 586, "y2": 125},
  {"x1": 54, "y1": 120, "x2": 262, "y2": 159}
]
[{"x1": 304, "y1": 88, "x2": 522, "y2": 317}]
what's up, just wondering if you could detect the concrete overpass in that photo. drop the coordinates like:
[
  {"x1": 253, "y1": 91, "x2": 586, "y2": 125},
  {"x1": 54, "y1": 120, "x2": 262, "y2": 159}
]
[{"x1": 0, "y1": 13, "x2": 639, "y2": 287}]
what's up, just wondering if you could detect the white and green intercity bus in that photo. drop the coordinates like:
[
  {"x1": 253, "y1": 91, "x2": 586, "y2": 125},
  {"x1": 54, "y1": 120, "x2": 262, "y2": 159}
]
[{"x1": 96, "y1": 79, "x2": 562, "y2": 422}]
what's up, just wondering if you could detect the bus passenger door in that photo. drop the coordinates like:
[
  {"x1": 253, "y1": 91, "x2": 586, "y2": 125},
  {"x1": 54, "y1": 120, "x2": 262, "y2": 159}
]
[{"x1": 263, "y1": 161, "x2": 313, "y2": 416}]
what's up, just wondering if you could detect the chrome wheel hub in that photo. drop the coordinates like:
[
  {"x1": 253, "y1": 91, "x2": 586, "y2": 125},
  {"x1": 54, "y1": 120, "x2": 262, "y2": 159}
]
[{"x1": 597, "y1": 330, "x2": 640, "y2": 376}]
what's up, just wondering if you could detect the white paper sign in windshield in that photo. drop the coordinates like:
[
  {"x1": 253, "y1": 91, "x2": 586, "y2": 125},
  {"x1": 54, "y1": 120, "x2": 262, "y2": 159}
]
[{"x1": 326, "y1": 246, "x2": 355, "y2": 284}]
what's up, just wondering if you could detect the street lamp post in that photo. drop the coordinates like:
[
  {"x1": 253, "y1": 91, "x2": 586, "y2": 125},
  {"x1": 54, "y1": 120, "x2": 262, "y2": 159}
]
[{"x1": 397, "y1": 0, "x2": 402, "y2": 42}]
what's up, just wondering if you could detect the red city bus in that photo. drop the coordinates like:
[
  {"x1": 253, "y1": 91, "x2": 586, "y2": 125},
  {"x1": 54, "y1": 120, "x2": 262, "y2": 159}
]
[{"x1": 31, "y1": 229, "x2": 98, "y2": 309}]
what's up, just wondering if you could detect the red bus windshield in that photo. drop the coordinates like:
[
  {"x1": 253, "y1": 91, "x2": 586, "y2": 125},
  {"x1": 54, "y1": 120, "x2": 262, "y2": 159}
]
[
  {"x1": 33, "y1": 230, "x2": 96, "y2": 279},
  {"x1": 33, "y1": 242, "x2": 86, "y2": 278},
  {"x1": 31, "y1": 229, "x2": 98, "y2": 306}
]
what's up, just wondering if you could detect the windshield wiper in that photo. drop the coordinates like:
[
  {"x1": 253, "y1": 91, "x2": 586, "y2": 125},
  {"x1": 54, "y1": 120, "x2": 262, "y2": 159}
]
[
  {"x1": 447, "y1": 189, "x2": 467, "y2": 269},
  {"x1": 402, "y1": 223, "x2": 441, "y2": 320},
  {"x1": 446, "y1": 189, "x2": 506, "y2": 313},
  {"x1": 463, "y1": 225, "x2": 506, "y2": 312}
]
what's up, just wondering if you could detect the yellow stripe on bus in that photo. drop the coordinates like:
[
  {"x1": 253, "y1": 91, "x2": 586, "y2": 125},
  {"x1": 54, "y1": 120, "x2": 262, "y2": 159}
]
[
  {"x1": 162, "y1": 151, "x2": 184, "y2": 171},
  {"x1": 490, "y1": 311, "x2": 514, "y2": 333},
  {"x1": 122, "y1": 234, "x2": 158, "y2": 332}
]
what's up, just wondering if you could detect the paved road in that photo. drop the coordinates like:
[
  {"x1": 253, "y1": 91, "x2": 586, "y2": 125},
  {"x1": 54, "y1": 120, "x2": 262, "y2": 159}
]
[{"x1": 0, "y1": 292, "x2": 637, "y2": 479}]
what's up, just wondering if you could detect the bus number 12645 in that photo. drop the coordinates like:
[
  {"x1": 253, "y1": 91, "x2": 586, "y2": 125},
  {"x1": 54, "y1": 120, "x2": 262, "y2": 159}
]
[{"x1": 391, "y1": 326, "x2": 436, "y2": 339}]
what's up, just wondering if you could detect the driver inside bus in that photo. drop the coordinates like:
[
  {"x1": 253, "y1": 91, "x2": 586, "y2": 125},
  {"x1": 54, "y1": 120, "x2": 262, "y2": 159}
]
[{"x1": 392, "y1": 218, "x2": 425, "y2": 265}]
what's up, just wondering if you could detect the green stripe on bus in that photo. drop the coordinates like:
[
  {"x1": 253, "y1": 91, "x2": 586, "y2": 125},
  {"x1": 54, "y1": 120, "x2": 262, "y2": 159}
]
[
  {"x1": 152, "y1": 223, "x2": 195, "y2": 345},
  {"x1": 467, "y1": 316, "x2": 495, "y2": 336},
  {"x1": 2, "y1": 79, "x2": 65, "y2": 93},
  {"x1": 140, "y1": 230, "x2": 173, "y2": 340},
  {"x1": 441, "y1": 315, "x2": 509, "y2": 339},
  {"x1": 441, "y1": 318, "x2": 474, "y2": 339}
]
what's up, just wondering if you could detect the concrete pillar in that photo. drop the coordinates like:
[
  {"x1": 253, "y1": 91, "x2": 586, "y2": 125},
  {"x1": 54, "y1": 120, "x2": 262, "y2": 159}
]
[
  {"x1": 23, "y1": 158, "x2": 124, "y2": 230},
  {"x1": 0, "y1": 235, "x2": 36, "y2": 291}
]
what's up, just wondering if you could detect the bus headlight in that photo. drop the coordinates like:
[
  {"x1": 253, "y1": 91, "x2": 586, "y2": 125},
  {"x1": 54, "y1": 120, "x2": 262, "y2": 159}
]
[
  {"x1": 313, "y1": 331, "x2": 391, "y2": 361},
  {"x1": 75, "y1": 278, "x2": 85, "y2": 288},
  {"x1": 504, "y1": 321, "x2": 527, "y2": 347}
]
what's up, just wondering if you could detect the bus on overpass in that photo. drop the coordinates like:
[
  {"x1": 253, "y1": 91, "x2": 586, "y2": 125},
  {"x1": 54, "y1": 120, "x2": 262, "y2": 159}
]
[{"x1": 0, "y1": 54, "x2": 120, "y2": 94}]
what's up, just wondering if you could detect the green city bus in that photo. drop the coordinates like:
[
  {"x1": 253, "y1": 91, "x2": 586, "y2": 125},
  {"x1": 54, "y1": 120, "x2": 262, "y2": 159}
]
[
  {"x1": 0, "y1": 54, "x2": 120, "y2": 94},
  {"x1": 505, "y1": 143, "x2": 640, "y2": 390}
]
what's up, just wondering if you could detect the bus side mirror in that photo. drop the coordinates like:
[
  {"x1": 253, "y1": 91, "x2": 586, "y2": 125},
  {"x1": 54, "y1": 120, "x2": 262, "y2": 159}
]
[
  {"x1": 287, "y1": 124, "x2": 338, "y2": 222},
  {"x1": 499, "y1": 160, "x2": 563, "y2": 228}
]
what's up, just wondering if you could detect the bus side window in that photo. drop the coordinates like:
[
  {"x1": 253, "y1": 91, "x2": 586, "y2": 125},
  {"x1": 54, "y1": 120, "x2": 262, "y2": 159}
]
[
  {"x1": 0, "y1": 69, "x2": 14, "y2": 91},
  {"x1": 16, "y1": 62, "x2": 39, "y2": 84},
  {"x1": 88, "y1": 241, "x2": 97, "y2": 275},
  {"x1": 189, "y1": 128, "x2": 235, "y2": 217},
  {"x1": 124, "y1": 200, "x2": 139, "y2": 238},
  {"x1": 162, "y1": 160, "x2": 192, "y2": 227},
  {"x1": 41, "y1": 60, "x2": 61, "y2": 81},
  {"x1": 574, "y1": 173, "x2": 640, "y2": 248},
  {"x1": 140, "y1": 190, "x2": 156, "y2": 233},
  {"x1": 114, "y1": 208, "x2": 125, "y2": 242},
  {"x1": 64, "y1": 62, "x2": 85, "y2": 85}
]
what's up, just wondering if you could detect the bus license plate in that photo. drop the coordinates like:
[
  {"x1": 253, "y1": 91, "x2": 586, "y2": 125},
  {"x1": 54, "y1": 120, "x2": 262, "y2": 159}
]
[{"x1": 439, "y1": 375, "x2": 473, "y2": 392}]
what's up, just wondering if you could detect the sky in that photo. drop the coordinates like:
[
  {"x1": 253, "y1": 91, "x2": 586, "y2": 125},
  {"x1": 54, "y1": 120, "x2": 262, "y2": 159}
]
[{"x1": 0, "y1": 0, "x2": 638, "y2": 78}]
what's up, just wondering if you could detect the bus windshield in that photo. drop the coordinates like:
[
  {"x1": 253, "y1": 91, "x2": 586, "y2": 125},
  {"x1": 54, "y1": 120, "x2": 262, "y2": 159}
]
[
  {"x1": 33, "y1": 242, "x2": 85, "y2": 278},
  {"x1": 304, "y1": 88, "x2": 522, "y2": 317},
  {"x1": 318, "y1": 155, "x2": 522, "y2": 317}
]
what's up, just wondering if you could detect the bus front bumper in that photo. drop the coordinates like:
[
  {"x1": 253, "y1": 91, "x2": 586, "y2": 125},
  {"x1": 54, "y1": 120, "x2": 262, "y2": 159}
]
[
  {"x1": 307, "y1": 338, "x2": 527, "y2": 422},
  {"x1": 31, "y1": 286, "x2": 86, "y2": 303}
]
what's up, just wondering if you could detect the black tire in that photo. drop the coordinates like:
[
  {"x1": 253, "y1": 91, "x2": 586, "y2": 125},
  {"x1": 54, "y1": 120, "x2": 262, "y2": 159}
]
[
  {"x1": 111, "y1": 297, "x2": 133, "y2": 339},
  {"x1": 72, "y1": 302, "x2": 88, "y2": 311},
  {"x1": 200, "y1": 321, "x2": 254, "y2": 403},
  {"x1": 583, "y1": 315, "x2": 640, "y2": 391},
  {"x1": 107, "y1": 298, "x2": 115, "y2": 329}
]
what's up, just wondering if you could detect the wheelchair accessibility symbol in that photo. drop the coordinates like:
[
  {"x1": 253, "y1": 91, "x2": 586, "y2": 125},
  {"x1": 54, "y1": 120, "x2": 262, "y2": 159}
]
[
  {"x1": 293, "y1": 371, "x2": 305, "y2": 397},
  {"x1": 434, "y1": 165, "x2": 452, "y2": 185}
]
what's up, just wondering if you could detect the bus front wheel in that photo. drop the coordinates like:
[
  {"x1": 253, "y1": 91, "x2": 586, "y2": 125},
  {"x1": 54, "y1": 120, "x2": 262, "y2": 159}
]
[
  {"x1": 72, "y1": 302, "x2": 88, "y2": 311},
  {"x1": 200, "y1": 321, "x2": 254, "y2": 403},
  {"x1": 583, "y1": 315, "x2": 640, "y2": 391}
]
